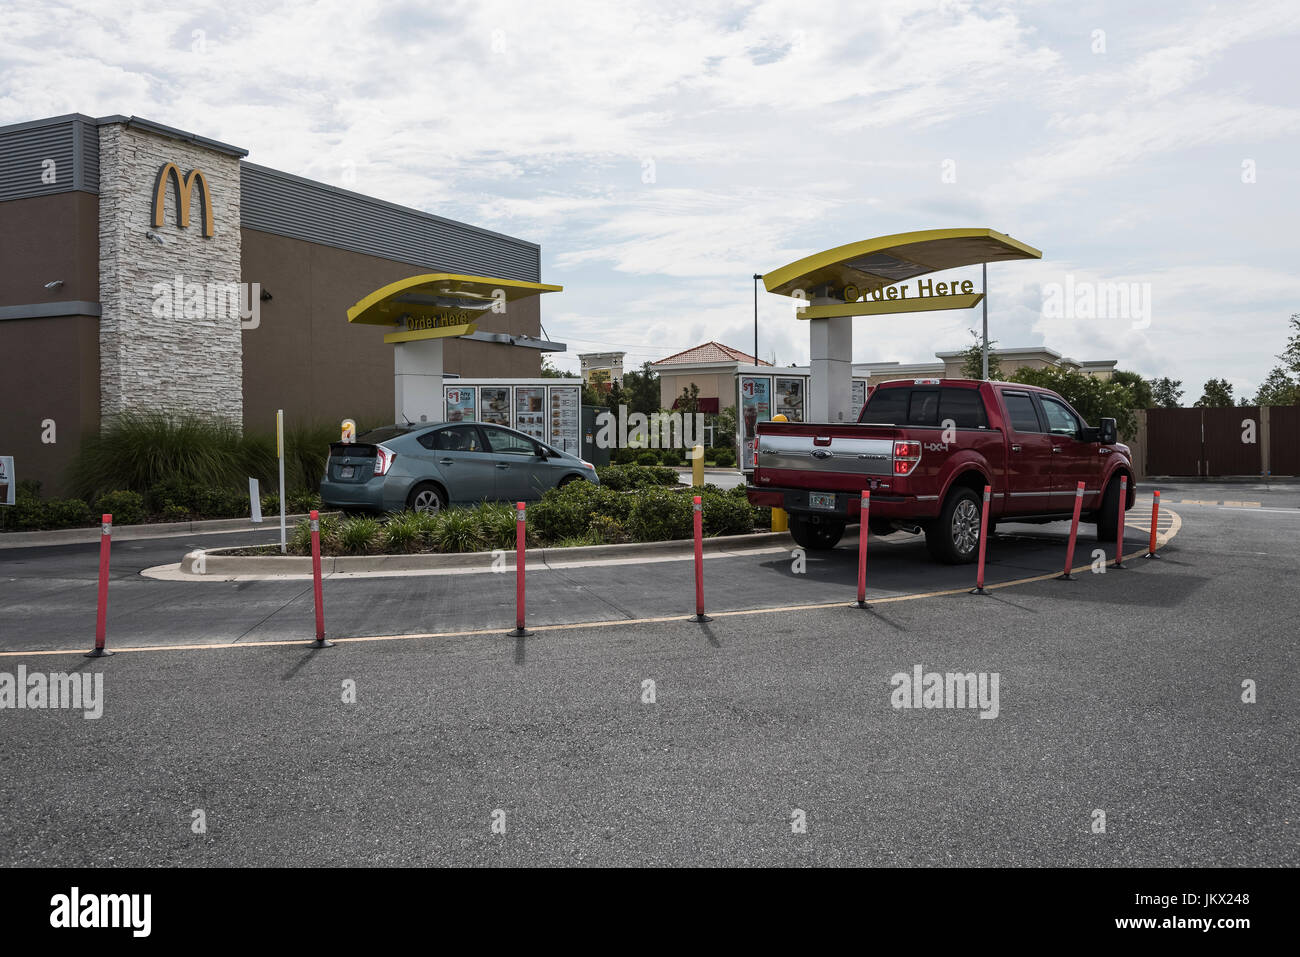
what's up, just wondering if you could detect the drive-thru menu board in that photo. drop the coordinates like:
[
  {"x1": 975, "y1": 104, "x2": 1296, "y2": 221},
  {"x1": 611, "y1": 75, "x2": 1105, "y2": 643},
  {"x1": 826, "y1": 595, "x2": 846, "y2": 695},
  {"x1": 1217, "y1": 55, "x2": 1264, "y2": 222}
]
[
  {"x1": 773, "y1": 377, "x2": 805, "y2": 422},
  {"x1": 739, "y1": 375, "x2": 771, "y2": 471},
  {"x1": 852, "y1": 379, "x2": 868, "y2": 421},
  {"x1": 549, "y1": 385, "x2": 581, "y2": 454},
  {"x1": 514, "y1": 386, "x2": 547, "y2": 441},
  {"x1": 444, "y1": 386, "x2": 476, "y2": 422},
  {"x1": 480, "y1": 387, "x2": 511, "y2": 426}
]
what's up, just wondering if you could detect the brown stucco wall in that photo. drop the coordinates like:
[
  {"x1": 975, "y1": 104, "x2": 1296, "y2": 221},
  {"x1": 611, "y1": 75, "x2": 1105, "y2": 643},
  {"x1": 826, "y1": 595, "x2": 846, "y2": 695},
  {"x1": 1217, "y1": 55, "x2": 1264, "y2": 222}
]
[
  {"x1": 0, "y1": 314, "x2": 100, "y2": 498},
  {"x1": 0, "y1": 192, "x2": 99, "y2": 306},
  {"x1": 239, "y1": 228, "x2": 543, "y2": 432},
  {"x1": 0, "y1": 192, "x2": 101, "y2": 496}
]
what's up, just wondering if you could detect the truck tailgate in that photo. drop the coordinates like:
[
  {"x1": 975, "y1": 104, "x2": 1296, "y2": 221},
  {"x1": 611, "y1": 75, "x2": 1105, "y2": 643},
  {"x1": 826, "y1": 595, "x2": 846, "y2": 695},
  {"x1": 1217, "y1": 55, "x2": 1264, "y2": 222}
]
[{"x1": 755, "y1": 423, "x2": 901, "y2": 485}]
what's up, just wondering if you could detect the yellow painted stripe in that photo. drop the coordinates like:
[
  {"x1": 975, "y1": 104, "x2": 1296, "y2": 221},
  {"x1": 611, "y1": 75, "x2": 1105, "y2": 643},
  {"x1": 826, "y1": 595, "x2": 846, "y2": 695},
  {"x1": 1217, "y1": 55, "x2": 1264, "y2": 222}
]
[{"x1": 0, "y1": 510, "x2": 1180, "y2": 659}]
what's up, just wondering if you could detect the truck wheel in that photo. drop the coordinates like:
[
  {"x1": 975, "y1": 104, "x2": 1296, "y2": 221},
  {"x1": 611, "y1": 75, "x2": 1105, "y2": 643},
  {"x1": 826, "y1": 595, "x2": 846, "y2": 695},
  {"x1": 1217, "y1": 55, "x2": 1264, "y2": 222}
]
[
  {"x1": 1095, "y1": 475, "x2": 1122, "y2": 542},
  {"x1": 925, "y1": 487, "x2": 982, "y2": 564},
  {"x1": 790, "y1": 516, "x2": 845, "y2": 550}
]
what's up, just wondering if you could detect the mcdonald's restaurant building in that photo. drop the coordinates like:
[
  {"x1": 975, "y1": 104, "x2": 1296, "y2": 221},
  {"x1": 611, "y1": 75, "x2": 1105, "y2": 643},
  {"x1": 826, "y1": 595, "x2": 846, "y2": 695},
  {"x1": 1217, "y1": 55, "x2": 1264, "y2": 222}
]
[{"x1": 0, "y1": 113, "x2": 561, "y2": 494}]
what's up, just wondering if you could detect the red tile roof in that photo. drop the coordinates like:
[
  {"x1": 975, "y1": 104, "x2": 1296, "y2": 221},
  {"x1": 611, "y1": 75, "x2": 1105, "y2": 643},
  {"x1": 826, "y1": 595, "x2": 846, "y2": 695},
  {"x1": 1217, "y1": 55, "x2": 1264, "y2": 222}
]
[{"x1": 653, "y1": 341, "x2": 772, "y2": 366}]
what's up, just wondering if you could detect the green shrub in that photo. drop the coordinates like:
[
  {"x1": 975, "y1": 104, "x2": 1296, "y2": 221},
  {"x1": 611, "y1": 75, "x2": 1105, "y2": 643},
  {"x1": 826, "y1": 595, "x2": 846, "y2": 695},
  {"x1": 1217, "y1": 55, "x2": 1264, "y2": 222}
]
[
  {"x1": 381, "y1": 513, "x2": 422, "y2": 553},
  {"x1": 69, "y1": 412, "x2": 248, "y2": 501},
  {"x1": 531, "y1": 480, "x2": 628, "y2": 542},
  {"x1": 711, "y1": 446, "x2": 737, "y2": 468},
  {"x1": 587, "y1": 514, "x2": 630, "y2": 544},
  {"x1": 635, "y1": 451, "x2": 660, "y2": 466},
  {"x1": 260, "y1": 492, "x2": 280, "y2": 515},
  {"x1": 161, "y1": 504, "x2": 190, "y2": 522},
  {"x1": 94, "y1": 490, "x2": 146, "y2": 526},
  {"x1": 699, "y1": 485, "x2": 757, "y2": 536},
  {"x1": 290, "y1": 514, "x2": 342, "y2": 554},
  {"x1": 660, "y1": 447, "x2": 684, "y2": 466},
  {"x1": 612, "y1": 447, "x2": 639, "y2": 465},
  {"x1": 627, "y1": 486, "x2": 694, "y2": 541},
  {"x1": 33, "y1": 498, "x2": 94, "y2": 529},
  {"x1": 475, "y1": 501, "x2": 520, "y2": 551},
  {"x1": 595, "y1": 465, "x2": 680, "y2": 491},
  {"x1": 287, "y1": 488, "x2": 322, "y2": 514},
  {"x1": 338, "y1": 516, "x2": 381, "y2": 554},
  {"x1": 432, "y1": 508, "x2": 485, "y2": 553}
]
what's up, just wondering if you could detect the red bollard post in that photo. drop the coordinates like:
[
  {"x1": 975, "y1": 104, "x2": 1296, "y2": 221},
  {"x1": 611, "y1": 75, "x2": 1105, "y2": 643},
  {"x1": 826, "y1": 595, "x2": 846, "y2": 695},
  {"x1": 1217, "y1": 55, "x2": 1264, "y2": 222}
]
[
  {"x1": 1113, "y1": 476, "x2": 1128, "y2": 569},
  {"x1": 855, "y1": 490, "x2": 870, "y2": 608},
  {"x1": 690, "y1": 494, "x2": 711, "y2": 622},
  {"x1": 85, "y1": 513, "x2": 114, "y2": 658},
  {"x1": 971, "y1": 485, "x2": 992, "y2": 595},
  {"x1": 510, "y1": 501, "x2": 532, "y2": 636},
  {"x1": 1059, "y1": 481, "x2": 1085, "y2": 580},
  {"x1": 1144, "y1": 489, "x2": 1162, "y2": 560},
  {"x1": 308, "y1": 509, "x2": 333, "y2": 648}
]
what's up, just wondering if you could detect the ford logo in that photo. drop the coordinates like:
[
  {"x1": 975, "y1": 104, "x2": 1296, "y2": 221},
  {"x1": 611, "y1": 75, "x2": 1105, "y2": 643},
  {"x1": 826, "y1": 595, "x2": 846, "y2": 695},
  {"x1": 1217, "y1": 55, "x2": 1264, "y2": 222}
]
[{"x1": 811, "y1": 449, "x2": 833, "y2": 460}]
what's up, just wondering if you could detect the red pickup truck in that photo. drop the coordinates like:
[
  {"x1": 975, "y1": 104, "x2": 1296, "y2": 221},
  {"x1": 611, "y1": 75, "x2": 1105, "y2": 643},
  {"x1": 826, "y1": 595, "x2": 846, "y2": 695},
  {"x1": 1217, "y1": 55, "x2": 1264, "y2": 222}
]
[{"x1": 746, "y1": 378, "x2": 1136, "y2": 563}]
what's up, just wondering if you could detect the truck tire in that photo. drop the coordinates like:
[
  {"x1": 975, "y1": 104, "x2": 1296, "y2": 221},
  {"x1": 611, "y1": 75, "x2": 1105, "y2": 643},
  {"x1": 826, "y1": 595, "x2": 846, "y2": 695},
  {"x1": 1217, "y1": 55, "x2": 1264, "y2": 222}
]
[
  {"x1": 790, "y1": 516, "x2": 845, "y2": 550},
  {"x1": 1095, "y1": 475, "x2": 1122, "y2": 542},
  {"x1": 925, "y1": 487, "x2": 982, "y2": 564}
]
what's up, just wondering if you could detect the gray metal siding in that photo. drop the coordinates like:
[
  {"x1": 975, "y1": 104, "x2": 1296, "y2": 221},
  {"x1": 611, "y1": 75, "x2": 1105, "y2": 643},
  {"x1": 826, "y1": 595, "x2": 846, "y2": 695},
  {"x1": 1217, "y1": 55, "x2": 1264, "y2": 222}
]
[
  {"x1": 240, "y1": 163, "x2": 540, "y2": 281},
  {"x1": 0, "y1": 117, "x2": 84, "y2": 201}
]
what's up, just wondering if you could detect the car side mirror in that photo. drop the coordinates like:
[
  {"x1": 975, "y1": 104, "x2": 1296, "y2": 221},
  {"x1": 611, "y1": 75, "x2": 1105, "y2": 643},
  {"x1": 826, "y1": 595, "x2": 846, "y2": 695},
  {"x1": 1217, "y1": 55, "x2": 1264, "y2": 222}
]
[{"x1": 1098, "y1": 418, "x2": 1118, "y2": 445}]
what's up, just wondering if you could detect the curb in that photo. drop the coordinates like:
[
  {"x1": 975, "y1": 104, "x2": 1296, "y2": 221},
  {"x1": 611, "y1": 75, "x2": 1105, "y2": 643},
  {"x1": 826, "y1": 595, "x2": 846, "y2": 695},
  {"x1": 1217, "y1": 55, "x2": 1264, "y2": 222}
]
[
  {"x1": 180, "y1": 529, "x2": 794, "y2": 578},
  {"x1": 0, "y1": 512, "x2": 336, "y2": 550},
  {"x1": 1144, "y1": 475, "x2": 1299, "y2": 485}
]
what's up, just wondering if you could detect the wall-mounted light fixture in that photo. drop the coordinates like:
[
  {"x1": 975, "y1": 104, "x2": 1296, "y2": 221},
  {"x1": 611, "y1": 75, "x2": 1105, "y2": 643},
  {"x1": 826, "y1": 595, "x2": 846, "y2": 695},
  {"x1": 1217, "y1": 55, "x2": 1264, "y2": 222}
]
[{"x1": 145, "y1": 230, "x2": 166, "y2": 246}]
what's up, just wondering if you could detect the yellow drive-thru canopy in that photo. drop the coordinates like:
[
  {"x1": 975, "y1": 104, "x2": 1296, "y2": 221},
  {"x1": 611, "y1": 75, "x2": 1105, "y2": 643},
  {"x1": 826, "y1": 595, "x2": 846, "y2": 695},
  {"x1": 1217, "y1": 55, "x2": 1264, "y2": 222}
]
[
  {"x1": 347, "y1": 272, "x2": 564, "y2": 345},
  {"x1": 763, "y1": 227, "x2": 1042, "y2": 298}
]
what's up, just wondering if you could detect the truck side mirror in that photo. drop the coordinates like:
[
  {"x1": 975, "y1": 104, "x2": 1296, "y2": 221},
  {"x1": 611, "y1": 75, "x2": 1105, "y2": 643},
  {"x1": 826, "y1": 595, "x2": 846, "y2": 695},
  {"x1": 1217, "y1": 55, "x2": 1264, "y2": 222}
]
[{"x1": 1099, "y1": 418, "x2": 1118, "y2": 444}]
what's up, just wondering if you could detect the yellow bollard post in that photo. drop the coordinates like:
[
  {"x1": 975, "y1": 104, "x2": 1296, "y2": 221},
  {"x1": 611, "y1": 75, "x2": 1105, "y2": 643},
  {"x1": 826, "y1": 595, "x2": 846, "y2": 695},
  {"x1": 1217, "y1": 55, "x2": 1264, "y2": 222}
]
[
  {"x1": 692, "y1": 444, "x2": 704, "y2": 487},
  {"x1": 771, "y1": 506, "x2": 788, "y2": 532}
]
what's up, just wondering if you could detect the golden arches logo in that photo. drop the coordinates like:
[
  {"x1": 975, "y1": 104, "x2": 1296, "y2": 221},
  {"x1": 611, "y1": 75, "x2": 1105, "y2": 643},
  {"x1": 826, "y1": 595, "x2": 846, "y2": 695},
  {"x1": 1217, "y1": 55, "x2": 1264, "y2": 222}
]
[{"x1": 151, "y1": 163, "x2": 214, "y2": 238}]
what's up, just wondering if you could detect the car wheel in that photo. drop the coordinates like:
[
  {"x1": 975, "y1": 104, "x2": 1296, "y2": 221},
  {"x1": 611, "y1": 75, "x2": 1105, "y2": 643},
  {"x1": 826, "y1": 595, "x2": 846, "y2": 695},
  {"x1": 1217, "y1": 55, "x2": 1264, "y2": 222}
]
[
  {"x1": 406, "y1": 482, "x2": 446, "y2": 515},
  {"x1": 1095, "y1": 475, "x2": 1122, "y2": 542},
  {"x1": 790, "y1": 516, "x2": 845, "y2": 550},
  {"x1": 925, "y1": 486, "x2": 982, "y2": 564}
]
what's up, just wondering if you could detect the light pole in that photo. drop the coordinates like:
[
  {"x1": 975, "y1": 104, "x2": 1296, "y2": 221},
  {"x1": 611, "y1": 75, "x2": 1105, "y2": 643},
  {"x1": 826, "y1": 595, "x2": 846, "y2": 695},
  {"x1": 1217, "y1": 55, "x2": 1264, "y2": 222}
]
[
  {"x1": 981, "y1": 261, "x2": 989, "y2": 380},
  {"x1": 753, "y1": 273, "x2": 763, "y2": 363}
]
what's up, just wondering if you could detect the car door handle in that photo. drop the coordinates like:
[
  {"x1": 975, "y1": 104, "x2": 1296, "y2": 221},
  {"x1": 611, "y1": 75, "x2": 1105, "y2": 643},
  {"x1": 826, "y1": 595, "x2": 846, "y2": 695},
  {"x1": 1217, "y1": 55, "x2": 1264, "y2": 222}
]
[
  {"x1": 1099, "y1": 448, "x2": 1112, "y2": 455},
  {"x1": 1051, "y1": 446, "x2": 1062, "y2": 453},
  {"x1": 495, "y1": 462, "x2": 510, "y2": 469},
  {"x1": 1011, "y1": 444, "x2": 1022, "y2": 452},
  {"x1": 438, "y1": 458, "x2": 454, "y2": 465}
]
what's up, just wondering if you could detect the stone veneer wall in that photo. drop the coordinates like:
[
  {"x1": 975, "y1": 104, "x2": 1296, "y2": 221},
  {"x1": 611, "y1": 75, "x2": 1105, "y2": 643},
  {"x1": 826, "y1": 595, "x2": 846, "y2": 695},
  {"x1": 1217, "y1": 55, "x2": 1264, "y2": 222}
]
[{"x1": 98, "y1": 123, "x2": 243, "y2": 424}]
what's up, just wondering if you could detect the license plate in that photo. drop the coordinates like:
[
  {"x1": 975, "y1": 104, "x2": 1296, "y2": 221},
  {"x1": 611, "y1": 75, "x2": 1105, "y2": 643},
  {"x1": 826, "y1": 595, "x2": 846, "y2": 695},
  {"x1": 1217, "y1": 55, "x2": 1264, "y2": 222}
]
[
  {"x1": 809, "y1": 492, "x2": 836, "y2": 510},
  {"x1": 340, "y1": 465, "x2": 355, "y2": 479}
]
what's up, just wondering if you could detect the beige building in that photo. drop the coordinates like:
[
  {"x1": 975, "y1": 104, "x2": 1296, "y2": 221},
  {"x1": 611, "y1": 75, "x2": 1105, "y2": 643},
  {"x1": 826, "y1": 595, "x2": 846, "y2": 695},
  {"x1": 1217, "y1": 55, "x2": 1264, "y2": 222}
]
[
  {"x1": 578, "y1": 351, "x2": 625, "y2": 392},
  {"x1": 651, "y1": 341, "x2": 1117, "y2": 413}
]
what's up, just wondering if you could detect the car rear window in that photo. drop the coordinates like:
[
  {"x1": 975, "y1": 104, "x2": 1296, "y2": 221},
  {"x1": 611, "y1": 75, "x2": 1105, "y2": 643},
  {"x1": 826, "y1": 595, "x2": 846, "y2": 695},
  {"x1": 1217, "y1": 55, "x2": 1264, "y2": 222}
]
[
  {"x1": 939, "y1": 388, "x2": 988, "y2": 429},
  {"x1": 860, "y1": 387, "x2": 908, "y2": 423},
  {"x1": 358, "y1": 426, "x2": 410, "y2": 443},
  {"x1": 861, "y1": 386, "x2": 988, "y2": 429}
]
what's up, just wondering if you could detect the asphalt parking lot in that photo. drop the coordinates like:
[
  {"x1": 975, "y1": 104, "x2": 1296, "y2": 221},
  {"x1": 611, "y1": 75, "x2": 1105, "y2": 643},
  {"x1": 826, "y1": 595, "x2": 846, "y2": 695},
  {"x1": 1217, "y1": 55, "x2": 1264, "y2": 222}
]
[{"x1": 0, "y1": 481, "x2": 1297, "y2": 866}]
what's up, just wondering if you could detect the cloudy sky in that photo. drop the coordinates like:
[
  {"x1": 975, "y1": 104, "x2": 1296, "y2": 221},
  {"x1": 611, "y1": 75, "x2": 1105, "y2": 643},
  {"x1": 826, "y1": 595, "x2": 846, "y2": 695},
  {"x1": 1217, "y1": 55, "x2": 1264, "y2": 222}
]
[{"x1": 4, "y1": 0, "x2": 1298, "y2": 401}]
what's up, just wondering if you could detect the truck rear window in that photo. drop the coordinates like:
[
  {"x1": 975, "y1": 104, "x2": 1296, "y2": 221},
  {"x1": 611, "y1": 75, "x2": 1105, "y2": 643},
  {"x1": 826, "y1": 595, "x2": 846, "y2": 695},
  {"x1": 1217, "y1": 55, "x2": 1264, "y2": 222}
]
[{"x1": 860, "y1": 386, "x2": 988, "y2": 428}]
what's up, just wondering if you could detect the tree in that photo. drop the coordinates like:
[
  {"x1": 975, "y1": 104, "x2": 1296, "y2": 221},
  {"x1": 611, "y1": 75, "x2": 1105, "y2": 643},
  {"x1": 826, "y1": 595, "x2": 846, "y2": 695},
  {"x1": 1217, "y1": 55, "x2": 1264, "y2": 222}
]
[
  {"x1": 1109, "y1": 370, "x2": 1153, "y2": 410},
  {"x1": 1194, "y1": 378, "x2": 1235, "y2": 408},
  {"x1": 1280, "y1": 313, "x2": 1300, "y2": 377},
  {"x1": 539, "y1": 356, "x2": 569, "y2": 378},
  {"x1": 1252, "y1": 367, "x2": 1299, "y2": 406},
  {"x1": 1006, "y1": 366, "x2": 1138, "y2": 440},
  {"x1": 620, "y1": 361, "x2": 661, "y2": 416},
  {"x1": 958, "y1": 329, "x2": 1003, "y2": 380},
  {"x1": 677, "y1": 382, "x2": 701, "y2": 416},
  {"x1": 1150, "y1": 377, "x2": 1184, "y2": 409},
  {"x1": 715, "y1": 405, "x2": 737, "y2": 449}
]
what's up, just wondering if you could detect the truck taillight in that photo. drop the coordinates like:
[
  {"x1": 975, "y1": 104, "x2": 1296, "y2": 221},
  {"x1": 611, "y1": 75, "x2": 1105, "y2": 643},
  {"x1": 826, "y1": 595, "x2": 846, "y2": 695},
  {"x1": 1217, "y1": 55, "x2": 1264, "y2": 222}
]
[
  {"x1": 374, "y1": 444, "x2": 397, "y2": 476},
  {"x1": 893, "y1": 440, "x2": 921, "y2": 475}
]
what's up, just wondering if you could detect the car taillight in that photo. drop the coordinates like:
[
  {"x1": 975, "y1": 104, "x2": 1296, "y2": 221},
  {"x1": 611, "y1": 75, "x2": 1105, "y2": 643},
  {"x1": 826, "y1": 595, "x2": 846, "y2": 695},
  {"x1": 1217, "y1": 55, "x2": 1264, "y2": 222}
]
[
  {"x1": 374, "y1": 444, "x2": 397, "y2": 476},
  {"x1": 893, "y1": 440, "x2": 921, "y2": 475}
]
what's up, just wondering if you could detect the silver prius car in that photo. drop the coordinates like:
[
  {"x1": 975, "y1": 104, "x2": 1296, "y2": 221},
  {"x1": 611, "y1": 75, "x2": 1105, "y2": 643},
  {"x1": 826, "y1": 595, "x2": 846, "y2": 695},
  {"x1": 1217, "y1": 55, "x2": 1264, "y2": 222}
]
[{"x1": 320, "y1": 422, "x2": 598, "y2": 514}]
